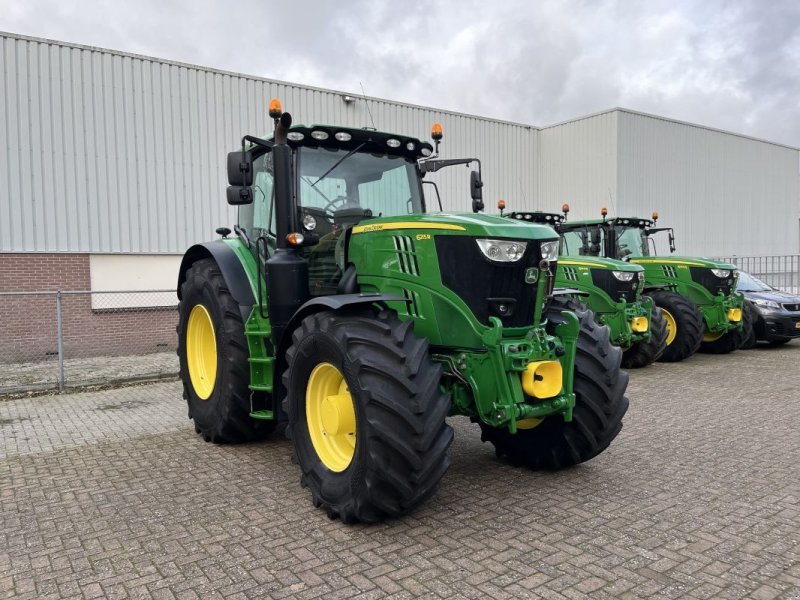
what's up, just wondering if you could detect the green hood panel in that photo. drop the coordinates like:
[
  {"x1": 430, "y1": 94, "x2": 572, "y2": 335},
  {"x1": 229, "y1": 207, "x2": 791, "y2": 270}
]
[
  {"x1": 559, "y1": 256, "x2": 643, "y2": 272},
  {"x1": 351, "y1": 213, "x2": 559, "y2": 241},
  {"x1": 630, "y1": 256, "x2": 737, "y2": 270}
]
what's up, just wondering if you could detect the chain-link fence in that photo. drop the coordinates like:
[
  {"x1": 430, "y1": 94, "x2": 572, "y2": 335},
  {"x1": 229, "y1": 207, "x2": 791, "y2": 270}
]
[
  {"x1": 715, "y1": 255, "x2": 800, "y2": 294},
  {"x1": 0, "y1": 290, "x2": 178, "y2": 395}
]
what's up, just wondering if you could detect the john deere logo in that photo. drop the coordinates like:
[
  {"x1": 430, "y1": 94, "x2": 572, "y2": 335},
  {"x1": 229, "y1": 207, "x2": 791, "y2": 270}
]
[{"x1": 524, "y1": 268, "x2": 539, "y2": 284}]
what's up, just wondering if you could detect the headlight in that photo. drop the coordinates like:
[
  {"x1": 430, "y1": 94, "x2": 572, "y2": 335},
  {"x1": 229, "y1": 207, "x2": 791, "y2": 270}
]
[
  {"x1": 540, "y1": 240, "x2": 559, "y2": 261},
  {"x1": 711, "y1": 268, "x2": 732, "y2": 278},
  {"x1": 302, "y1": 214, "x2": 317, "y2": 231},
  {"x1": 476, "y1": 239, "x2": 528, "y2": 262},
  {"x1": 637, "y1": 271, "x2": 645, "y2": 280},
  {"x1": 612, "y1": 270, "x2": 635, "y2": 282},
  {"x1": 752, "y1": 298, "x2": 780, "y2": 309}
]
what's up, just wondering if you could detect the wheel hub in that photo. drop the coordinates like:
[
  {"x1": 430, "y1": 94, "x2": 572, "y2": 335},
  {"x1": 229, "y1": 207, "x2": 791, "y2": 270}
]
[
  {"x1": 661, "y1": 308, "x2": 677, "y2": 346},
  {"x1": 306, "y1": 363, "x2": 356, "y2": 472},
  {"x1": 186, "y1": 304, "x2": 217, "y2": 400}
]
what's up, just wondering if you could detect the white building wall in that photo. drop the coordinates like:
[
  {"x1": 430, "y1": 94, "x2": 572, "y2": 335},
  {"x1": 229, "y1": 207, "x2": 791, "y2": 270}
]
[
  {"x1": 616, "y1": 110, "x2": 800, "y2": 256},
  {"x1": 3, "y1": 32, "x2": 798, "y2": 259},
  {"x1": 0, "y1": 32, "x2": 537, "y2": 254},
  {"x1": 535, "y1": 111, "x2": 618, "y2": 220}
]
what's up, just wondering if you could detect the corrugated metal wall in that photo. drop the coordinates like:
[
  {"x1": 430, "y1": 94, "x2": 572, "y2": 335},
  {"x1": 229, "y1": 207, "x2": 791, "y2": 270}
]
[
  {"x1": 536, "y1": 111, "x2": 618, "y2": 219},
  {"x1": 0, "y1": 32, "x2": 538, "y2": 253},
  {"x1": 617, "y1": 111, "x2": 800, "y2": 256},
  {"x1": 3, "y1": 32, "x2": 798, "y2": 257}
]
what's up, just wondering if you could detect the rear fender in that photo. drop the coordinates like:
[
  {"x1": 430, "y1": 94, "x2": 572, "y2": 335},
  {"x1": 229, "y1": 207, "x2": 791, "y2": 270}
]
[{"x1": 178, "y1": 242, "x2": 255, "y2": 322}]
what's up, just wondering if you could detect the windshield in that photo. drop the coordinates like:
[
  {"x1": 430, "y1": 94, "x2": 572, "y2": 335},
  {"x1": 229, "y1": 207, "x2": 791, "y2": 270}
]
[
  {"x1": 615, "y1": 226, "x2": 649, "y2": 259},
  {"x1": 737, "y1": 271, "x2": 772, "y2": 292},
  {"x1": 560, "y1": 226, "x2": 604, "y2": 257},
  {"x1": 298, "y1": 147, "x2": 423, "y2": 217}
]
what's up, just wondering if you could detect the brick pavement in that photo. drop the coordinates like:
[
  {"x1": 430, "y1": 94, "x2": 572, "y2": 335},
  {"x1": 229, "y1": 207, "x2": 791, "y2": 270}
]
[{"x1": 1, "y1": 346, "x2": 799, "y2": 598}]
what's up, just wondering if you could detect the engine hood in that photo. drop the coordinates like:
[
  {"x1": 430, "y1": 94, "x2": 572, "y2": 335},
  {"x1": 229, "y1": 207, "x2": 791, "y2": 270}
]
[
  {"x1": 630, "y1": 256, "x2": 737, "y2": 270},
  {"x1": 559, "y1": 256, "x2": 643, "y2": 272},
  {"x1": 350, "y1": 213, "x2": 559, "y2": 241}
]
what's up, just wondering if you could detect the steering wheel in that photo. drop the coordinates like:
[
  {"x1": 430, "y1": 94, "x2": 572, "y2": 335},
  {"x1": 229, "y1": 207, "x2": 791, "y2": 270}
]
[{"x1": 322, "y1": 195, "x2": 353, "y2": 214}]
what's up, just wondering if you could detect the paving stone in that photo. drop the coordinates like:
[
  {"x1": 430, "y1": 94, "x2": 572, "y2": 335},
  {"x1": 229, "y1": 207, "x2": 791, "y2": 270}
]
[{"x1": 0, "y1": 346, "x2": 798, "y2": 598}]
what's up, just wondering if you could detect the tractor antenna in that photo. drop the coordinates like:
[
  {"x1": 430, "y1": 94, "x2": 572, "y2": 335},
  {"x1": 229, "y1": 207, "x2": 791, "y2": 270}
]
[
  {"x1": 359, "y1": 81, "x2": 376, "y2": 130},
  {"x1": 518, "y1": 178, "x2": 528, "y2": 207},
  {"x1": 607, "y1": 188, "x2": 617, "y2": 217}
]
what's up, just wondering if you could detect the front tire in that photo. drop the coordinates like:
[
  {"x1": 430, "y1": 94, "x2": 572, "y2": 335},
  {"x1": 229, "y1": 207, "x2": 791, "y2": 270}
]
[
  {"x1": 650, "y1": 290, "x2": 704, "y2": 362},
  {"x1": 699, "y1": 299, "x2": 754, "y2": 354},
  {"x1": 283, "y1": 309, "x2": 453, "y2": 523},
  {"x1": 177, "y1": 258, "x2": 275, "y2": 443},
  {"x1": 478, "y1": 297, "x2": 629, "y2": 470},
  {"x1": 621, "y1": 302, "x2": 668, "y2": 368}
]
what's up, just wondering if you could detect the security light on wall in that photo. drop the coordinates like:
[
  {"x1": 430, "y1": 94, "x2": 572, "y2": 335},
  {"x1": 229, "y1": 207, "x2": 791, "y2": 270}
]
[{"x1": 342, "y1": 95, "x2": 356, "y2": 103}]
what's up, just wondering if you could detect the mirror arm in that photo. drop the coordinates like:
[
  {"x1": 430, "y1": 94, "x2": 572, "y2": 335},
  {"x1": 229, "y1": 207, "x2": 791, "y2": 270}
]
[{"x1": 419, "y1": 157, "x2": 480, "y2": 173}]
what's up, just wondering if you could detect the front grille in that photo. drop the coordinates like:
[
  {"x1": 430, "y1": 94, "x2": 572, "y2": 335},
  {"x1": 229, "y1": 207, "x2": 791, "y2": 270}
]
[
  {"x1": 590, "y1": 269, "x2": 639, "y2": 303},
  {"x1": 435, "y1": 236, "x2": 542, "y2": 327},
  {"x1": 690, "y1": 267, "x2": 735, "y2": 296},
  {"x1": 783, "y1": 303, "x2": 800, "y2": 312}
]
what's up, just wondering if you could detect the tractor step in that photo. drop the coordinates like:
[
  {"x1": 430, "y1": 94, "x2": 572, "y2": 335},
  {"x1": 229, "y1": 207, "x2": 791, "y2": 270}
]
[
  {"x1": 249, "y1": 410, "x2": 274, "y2": 420},
  {"x1": 248, "y1": 357, "x2": 273, "y2": 364},
  {"x1": 249, "y1": 383, "x2": 272, "y2": 392}
]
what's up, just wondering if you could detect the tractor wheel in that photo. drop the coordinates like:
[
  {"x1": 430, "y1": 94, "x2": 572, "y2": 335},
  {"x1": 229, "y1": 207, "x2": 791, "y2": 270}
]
[
  {"x1": 650, "y1": 290, "x2": 704, "y2": 362},
  {"x1": 283, "y1": 309, "x2": 453, "y2": 523},
  {"x1": 621, "y1": 303, "x2": 668, "y2": 368},
  {"x1": 739, "y1": 300, "x2": 758, "y2": 349},
  {"x1": 177, "y1": 258, "x2": 275, "y2": 443},
  {"x1": 699, "y1": 299, "x2": 755, "y2": 354},
  {"x1": 477, "y1": 297, "x2": 629, "y2": 470}
]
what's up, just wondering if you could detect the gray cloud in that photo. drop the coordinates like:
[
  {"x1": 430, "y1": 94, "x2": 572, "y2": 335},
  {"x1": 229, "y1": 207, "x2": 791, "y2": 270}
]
[{"x1": 1, "y1": 0, "x2": 798, "y2": 145}]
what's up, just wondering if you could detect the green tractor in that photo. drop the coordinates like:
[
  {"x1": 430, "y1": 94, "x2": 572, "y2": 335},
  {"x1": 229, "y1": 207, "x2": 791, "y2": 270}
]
[
  {"x1": 556, "y1": 210, "x2": 748, "y2": 362},
  {"x1": 504, "y1": 208, "x2": 668, "y2": 368},
  {"x1": 176, "y1": 101, "x2": 629, "y2": 523}
]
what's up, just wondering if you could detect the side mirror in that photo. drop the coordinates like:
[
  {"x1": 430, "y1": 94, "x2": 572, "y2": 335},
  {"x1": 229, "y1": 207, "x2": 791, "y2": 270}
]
[
  {"x1": 227, "y1": 186, "x2": 253, "y2": 205},
  {"x1": 470, "y1": 170, "x2": 484, "y2": 212},
  {"x1": 668, "y1": 229, "x2": 676, "y2": 253},
  {"x1": 227, "y1": 150, "x2": 254, "y2": 186}
]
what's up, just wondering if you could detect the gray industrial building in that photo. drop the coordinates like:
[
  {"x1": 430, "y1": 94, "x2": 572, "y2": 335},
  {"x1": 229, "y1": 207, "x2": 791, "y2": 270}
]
[{"x1": 1, "y1": 30, "x2": 799, "y2": 294}]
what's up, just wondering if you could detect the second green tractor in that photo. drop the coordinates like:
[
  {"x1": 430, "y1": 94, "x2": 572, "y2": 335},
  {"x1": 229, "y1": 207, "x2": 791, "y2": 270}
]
[{"x1": 505, "y1": 209, "x2": 668, "y2": 368}]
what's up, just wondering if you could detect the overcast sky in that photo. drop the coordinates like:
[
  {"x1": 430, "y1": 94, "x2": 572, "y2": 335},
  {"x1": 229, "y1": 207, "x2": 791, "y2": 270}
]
[{"x1": 2, "y1": 0, "x2": 799, "y2": 146}]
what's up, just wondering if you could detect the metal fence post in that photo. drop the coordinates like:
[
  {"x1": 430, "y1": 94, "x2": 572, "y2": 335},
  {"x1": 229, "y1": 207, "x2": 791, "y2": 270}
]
[{"x1": 56, "y1": 291, "x2": 65, "y2": 392}]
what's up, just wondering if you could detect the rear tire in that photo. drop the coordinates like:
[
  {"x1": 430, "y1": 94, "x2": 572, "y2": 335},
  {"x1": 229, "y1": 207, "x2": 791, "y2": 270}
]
[
  {"x1": 283, "y1": 309, "x2": 453, "y2": 523},
  {"x1": 699, "y1": 299, "x2": 754, "y2": 354},
  {"x1": 621, "y1": 302, "x2": 668, "y2": 368},
  {"x1": 177, "y1": 258, "x2": 275, "y2": 443},
  {"x1": 650, "y1": 290, "x2": 703, "y2": 363},
  {"x1": 477, "y1": 297, "x2": 629, "y2": 470},
  {"x1": 769, "y1": 338, "x2": 791, "y2": 347}
]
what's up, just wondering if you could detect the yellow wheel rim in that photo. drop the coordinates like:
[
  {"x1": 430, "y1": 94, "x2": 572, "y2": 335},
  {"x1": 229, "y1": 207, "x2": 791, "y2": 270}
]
[
  {"x1": 306, "y1": 363, "x2": 356, "y2": 472},
  {"x1": 662, "y1": 308, "x2": 678, "y2": 346},
  {"x1": 186, "y1": 304, "x2": 218, "y2": 400},
  {"x1": 703, "y1": 331, "x2": 724, "y2": 342}
]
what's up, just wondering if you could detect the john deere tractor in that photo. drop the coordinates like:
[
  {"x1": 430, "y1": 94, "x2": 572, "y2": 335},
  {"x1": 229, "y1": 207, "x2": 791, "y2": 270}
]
[
  {"x1": 176, "y1": 101, "x2": 629, "y2": 523},
  {"x1": 504, "y1": 208, "x2": 668, "y2": 368},
  {"x1": 557, "y1": 210, "x2": 747, "y2": 362}
]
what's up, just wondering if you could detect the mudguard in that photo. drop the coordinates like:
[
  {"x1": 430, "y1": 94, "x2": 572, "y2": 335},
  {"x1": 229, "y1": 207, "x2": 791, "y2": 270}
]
[
  {"x1": 178, "y1": 242, "x2": 255, "y2": 322},
  {"x1": 281, "y1": 292, "x2": 405, "y2": 347}
]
